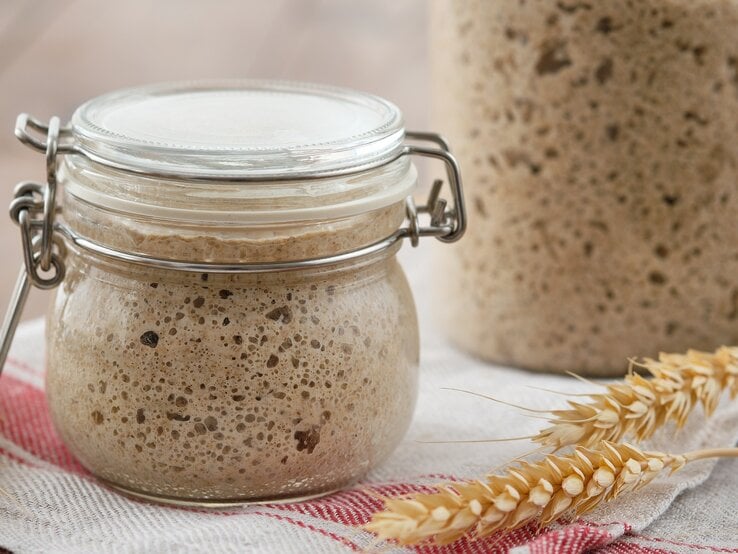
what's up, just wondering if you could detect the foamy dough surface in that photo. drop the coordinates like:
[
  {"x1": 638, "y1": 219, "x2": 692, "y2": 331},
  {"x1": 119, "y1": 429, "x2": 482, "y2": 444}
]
[
  {"x1": 432, "y1": 0, "x2": 738, "y2": 375},
  {"x1": 45, "y1": 203, "x2": 418, "y2": 500},
  {"x1": 68, "y1": 200, "x2": 406, "y2": 264},
  {"x1": 47, "y1": 247, "x2": 418, "y2": 500}
]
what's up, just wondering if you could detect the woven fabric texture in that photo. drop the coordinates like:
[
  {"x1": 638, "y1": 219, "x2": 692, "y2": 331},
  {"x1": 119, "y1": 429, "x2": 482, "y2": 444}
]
[{"x1": 1, "y1": 246, "x2": 737, "y2": 553}]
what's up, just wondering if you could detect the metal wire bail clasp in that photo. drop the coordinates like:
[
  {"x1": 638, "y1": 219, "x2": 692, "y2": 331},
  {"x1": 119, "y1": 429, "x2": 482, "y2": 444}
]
[
  {"x1": 0, "y1": 115, "x2": 69, "y2": 372},
  {"x1": 402, "y1": 131, "x2": 466, "y2": 247}
]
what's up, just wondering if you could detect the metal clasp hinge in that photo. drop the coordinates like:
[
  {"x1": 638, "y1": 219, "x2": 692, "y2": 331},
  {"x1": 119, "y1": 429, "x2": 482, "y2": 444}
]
[
  {"x1": 402, "y1": 131, "x2": 466, "y2": 247},
  {"x1": 0, "y1": 115, "x2": 69, "y2": 372}
]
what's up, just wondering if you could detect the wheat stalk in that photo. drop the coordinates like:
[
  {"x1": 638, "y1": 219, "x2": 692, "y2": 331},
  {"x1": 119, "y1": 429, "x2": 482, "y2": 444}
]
[
  {"x1": 365, "y1": 441, "x2": 738, "y2": 546},
  {"x1": 534, "y1": 346, "x2": 738, "y2": 450}
]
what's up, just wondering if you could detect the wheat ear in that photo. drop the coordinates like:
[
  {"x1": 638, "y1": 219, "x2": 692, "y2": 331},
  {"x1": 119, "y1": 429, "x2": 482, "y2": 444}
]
[
  {"x1": 364, "y1": 441, "x2": 737, "y2": 546},
  {"x1": 534, "y1": 346, "x2": 738, "y2": 450}
]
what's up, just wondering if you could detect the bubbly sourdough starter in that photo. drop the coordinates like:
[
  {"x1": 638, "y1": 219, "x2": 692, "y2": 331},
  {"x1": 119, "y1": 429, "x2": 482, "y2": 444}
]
[
  {"x1": 46, "y1": 208, "x2": 418, "y2": 501},
  {"x1": 432, "y1": 0, "x2": 738, "y2": 374}
]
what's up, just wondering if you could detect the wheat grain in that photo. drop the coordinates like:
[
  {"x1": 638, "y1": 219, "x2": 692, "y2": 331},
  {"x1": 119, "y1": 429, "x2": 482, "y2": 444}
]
[
  {"x1": 534, "y1": 346, "x2": 738, "y2": 450},
  {"x1": 365, "y1": 441, "x2": 737, "y2": 546}
]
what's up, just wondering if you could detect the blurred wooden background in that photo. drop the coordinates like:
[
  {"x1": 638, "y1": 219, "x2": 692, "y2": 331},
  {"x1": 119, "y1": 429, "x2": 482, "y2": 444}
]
[{"x1": 0, "y1": 0, "x2": 428, "y2": 320}]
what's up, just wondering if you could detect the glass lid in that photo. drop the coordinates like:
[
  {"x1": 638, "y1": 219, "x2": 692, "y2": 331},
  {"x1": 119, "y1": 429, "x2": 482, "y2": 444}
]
[{"x1": 70, "y1": 80, "x2": 406, "y2": 179}]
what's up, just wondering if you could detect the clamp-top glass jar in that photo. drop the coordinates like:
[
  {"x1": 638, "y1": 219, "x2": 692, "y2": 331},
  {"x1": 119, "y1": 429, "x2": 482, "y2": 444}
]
[{"x1": 0, "y1": 81, "x2": 465, "y2": 506}]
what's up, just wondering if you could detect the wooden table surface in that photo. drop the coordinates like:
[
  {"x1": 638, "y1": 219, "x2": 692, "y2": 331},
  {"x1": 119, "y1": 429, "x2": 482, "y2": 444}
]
[{"x1": 0, "y1": 0, "x2": 428, "y2": 321}]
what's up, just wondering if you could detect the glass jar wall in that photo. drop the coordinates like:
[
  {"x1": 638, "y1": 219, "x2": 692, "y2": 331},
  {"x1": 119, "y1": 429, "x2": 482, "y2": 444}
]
[
  {"x1": 4, "y1": 81, "x2": 465, "y2": 505},
  {"x1": 47, "y1": 138, "x2": 419, "y2": 503},
  {"x1": 47, "y1": 240, "x2": 418, "y2": 503}
]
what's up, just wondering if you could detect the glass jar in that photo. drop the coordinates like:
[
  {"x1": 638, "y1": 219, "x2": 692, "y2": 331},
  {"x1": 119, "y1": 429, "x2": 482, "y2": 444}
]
[
  {"x1": 1, "y1": 81, "x2": 465, "y2": 505},
  {"x1": 432, "y1": 1, "x2": 738, "y2": 375}
]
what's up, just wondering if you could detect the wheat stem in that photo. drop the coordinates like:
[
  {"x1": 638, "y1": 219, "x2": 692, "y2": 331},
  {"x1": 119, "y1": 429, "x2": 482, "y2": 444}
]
[{"x1": 683, "y1": 448, "x2": 738, "y2": 462}]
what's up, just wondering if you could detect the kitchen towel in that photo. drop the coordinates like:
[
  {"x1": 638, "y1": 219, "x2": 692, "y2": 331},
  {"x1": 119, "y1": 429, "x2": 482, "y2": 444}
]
[{"x1": 1, "y1": 245, "x2": 737, "y2": 553}]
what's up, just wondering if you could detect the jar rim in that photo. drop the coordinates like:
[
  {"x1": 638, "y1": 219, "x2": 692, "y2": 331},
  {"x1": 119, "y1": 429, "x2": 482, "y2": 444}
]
[
  {"x1": 71, "y1": 80, "x2": 406, "y2": 180},
  {"x1": 61, "y1": 154, "x2": 416, "y2": 225}
]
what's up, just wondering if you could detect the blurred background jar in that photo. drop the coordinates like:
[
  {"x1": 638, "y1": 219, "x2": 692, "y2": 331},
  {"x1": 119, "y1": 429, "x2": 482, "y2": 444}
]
[{"x1": 431, "y1": 0, "x2": 738, "y2": 375}]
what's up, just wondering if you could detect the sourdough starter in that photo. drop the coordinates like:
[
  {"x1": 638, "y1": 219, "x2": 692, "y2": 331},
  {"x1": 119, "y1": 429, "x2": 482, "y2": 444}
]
[
  {"x1": 432, "y1": 0, "x2": 738, "y2": 374},
  {"x1": 46, "y1": 210, "x2": 418, "y2": 502}
]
